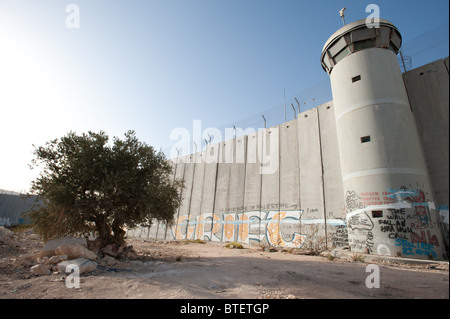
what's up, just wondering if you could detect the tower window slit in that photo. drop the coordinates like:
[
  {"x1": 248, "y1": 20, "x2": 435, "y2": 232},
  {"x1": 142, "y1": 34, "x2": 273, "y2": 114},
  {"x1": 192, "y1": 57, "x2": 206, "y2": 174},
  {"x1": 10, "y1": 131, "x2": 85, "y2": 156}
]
[{"x1": 352, "y1": 75, "x2": 361, "y2": 82}]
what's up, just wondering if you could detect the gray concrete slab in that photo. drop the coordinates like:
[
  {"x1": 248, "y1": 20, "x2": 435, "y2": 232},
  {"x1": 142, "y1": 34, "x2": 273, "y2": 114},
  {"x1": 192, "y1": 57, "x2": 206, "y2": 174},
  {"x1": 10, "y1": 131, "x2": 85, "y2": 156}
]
[
  {"x1": 403, "y1": 59, "x2": 449, "y2": 209},
  {"x1": 228, "y1": 136, "x2": 246, "y2": 213},
  {"x1": 189, "y1": 151, "x2": 205, "y2": 218},
  {"x1": 298, "y1": 107, "x2": 328, "y2": 246},
  {"x1": 317, "y1": 102, "x2": 347, "y2": 248},
  {"x1": 178, "y1": 155, "x2": 195, "y2": 219},
  {"x1": 298, "y1": 108, "x2": 325, "y2": 221},
  {"x1": 243, "y1": 131, "x2": 262, "y2": 213},
  {"x1": 201, "y1": 144, "x2": 219, "y2": 216},
  {"x1": 279, "y1": 119, "x2": 300, "y2": 211},
  {"x1": 214, "y1": 141, "x2": 231, "y2": 216},
  {"x1": 260, "y1": 127, "x2": 280, "y2": 213},
  {"x1": 170, "y1": 156, "x2": 187, "y2": 240}
]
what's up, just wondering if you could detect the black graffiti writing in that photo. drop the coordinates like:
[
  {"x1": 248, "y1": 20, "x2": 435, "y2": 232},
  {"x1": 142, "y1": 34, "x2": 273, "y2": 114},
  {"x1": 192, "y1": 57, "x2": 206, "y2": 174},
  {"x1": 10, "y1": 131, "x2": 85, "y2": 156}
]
[
  {"x1": 345, "y1": 190, "x2": 364, "y2": 212},
  {"x1": 377, "y1": 208, "x2": 413, "y2": 239}
]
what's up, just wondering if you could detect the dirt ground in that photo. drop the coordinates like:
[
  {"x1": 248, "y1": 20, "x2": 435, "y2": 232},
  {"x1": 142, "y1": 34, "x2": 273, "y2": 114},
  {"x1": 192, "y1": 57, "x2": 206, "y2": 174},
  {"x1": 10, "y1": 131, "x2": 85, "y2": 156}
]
[{"x1": 0, "y1": 228, "x2": 448, "y2": 299}]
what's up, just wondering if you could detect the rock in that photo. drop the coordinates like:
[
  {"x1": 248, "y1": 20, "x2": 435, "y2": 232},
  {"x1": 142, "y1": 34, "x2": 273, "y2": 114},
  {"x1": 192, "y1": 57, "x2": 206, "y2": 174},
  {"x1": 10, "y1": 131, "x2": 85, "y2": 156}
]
[
  {"x1": 57, "y1": 258, "x2": 98, "y2": 274},
  {"x1": 12, "y1": 283, "x2": 32, "y2": 292},
  {"x1": 50, "y1": 276, "x2": 66, "y2": 282},
  {"x1": 12, "y1": 254, "x2": 36, "y2": 268},
  {"x1": 0, "y1": 226, "x2": 19, "y2": 248},
  {"x1": 122, "y1": 250, "x2": 138, "y2": 260},
  {"x1": 30, "y1": 264, "x2": 51, "y2": 276},
  {"x1": 100, "y1": 255, "x2": 117, "y2": 267},
  {"x1": 86, "y1": 238, "x2": 102, "y2": 255},
  {"x1": 101, "y1": 244, "x2": 117, "y2": 257},
  {"x1": 54, "y1": 244, "x2": 98, "y2": 260},
  {"x1": 117, "y1": 245, "x2": 138, "y2": 260},
  {"x1": 49, "y1": 255, "x2": 68, "y2": 264},
  {"x1": 127, "y1": 251, "x2": 139, "y2": 259},
  {"x1": 38, "y1": 236, "x2": 88, "y2": 258}
]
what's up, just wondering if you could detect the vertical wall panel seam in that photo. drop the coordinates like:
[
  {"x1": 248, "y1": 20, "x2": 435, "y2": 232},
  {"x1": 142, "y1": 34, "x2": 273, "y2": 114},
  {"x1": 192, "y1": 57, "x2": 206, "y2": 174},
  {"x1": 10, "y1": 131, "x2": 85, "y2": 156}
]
[
  {"x1": 185, "y1": 155, "x2": 196, "y2": 239},
  {"x1": 259, "y1": 132, "x2": 263, "y2": 241},
  {"x1": 174, "y1": 159, "x2": 186, "y2": 241},
  {"x1": 317, "y1": 108, "x2": 328, "y2": 248},
  {"x1": 166, "y1": 159, "x2": 179, "y2": 239},
  {"x1": 242, "y1": 136, "x2": 248, "y2": 213},
  {"x1": 199, "y1": 152, "x2": 207, "y2": 240},
  {"x1": 278, "y1": 126, "x2": 282, "y2": 243},
  {"x1": 211, "y1": 144, "x2": 221, "y2": 241}
]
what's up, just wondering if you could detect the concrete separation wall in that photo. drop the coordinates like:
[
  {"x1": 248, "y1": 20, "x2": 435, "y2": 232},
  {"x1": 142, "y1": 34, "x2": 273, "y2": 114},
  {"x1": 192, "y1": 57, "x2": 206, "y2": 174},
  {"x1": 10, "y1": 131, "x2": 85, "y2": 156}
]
[
  {"x1": 403, "y1": 58, "x2": 449, "y2": 210},
  {"x1": 403, "y1": 57, "x2": 449, "y2": 253},
  {"x1": 129, "y1": 57, "x2": 449, "y2": 261},
  {"x1": 132, "y1": 100, "x2": 345, "y2": 250},
  {"x1": 0, "y1": 192, "x2": 38, "y2": 226}
]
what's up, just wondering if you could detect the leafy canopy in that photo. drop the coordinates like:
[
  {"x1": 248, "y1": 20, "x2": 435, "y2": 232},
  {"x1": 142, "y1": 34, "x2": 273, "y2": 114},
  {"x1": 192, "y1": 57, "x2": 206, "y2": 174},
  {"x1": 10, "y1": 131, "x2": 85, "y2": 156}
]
[{"x1": 28, "y1": 130, "x2": 183, "y2": 246}]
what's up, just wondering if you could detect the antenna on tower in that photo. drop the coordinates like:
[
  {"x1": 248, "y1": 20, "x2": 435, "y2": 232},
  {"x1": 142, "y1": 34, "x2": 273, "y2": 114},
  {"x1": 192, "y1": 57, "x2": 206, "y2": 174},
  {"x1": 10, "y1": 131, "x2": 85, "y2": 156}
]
[{"x1": 339, "y1": 7, "x2": 346, "y2": 26}]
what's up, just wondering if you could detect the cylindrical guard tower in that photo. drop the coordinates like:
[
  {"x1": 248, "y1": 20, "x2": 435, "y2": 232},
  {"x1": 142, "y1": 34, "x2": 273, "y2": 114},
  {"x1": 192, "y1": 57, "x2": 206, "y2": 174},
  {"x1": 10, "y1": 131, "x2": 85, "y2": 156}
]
[{"x1": 321, "y1": 19, "x2": 447, "y2": 260}]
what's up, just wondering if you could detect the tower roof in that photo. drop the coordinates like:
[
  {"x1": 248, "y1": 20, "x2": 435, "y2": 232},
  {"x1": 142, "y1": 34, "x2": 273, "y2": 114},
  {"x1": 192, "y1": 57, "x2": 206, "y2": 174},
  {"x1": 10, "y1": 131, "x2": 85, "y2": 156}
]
[{"x1": 321, "y1": 18, "x2": 402, "y2": 74}]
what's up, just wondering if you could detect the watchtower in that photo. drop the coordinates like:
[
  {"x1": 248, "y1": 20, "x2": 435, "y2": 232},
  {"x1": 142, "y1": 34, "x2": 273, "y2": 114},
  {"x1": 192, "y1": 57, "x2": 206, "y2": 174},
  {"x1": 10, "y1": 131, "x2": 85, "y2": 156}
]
[{"x1": 321, "y1": 18, "x2": 447, "y2": 259}]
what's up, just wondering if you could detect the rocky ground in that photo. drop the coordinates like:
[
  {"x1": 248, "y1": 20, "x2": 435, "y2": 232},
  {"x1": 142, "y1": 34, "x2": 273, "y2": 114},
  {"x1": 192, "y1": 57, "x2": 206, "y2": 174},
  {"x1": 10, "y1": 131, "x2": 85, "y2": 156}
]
[{"x1": 0, "y1": 226, "x2": 448, "y2": 299}]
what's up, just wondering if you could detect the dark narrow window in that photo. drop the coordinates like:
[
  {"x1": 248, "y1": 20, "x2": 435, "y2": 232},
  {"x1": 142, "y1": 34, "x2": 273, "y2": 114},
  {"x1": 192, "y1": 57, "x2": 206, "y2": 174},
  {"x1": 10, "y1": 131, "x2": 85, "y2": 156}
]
[
  {"x1": 353, "y1": 38, "x2": 376, "y2": 52},
  {"x1": 352, "y1": 75, "x2": 361, "y2": 83},
  {"x1": 361, "y1": 136, "x2": 371, "y2": 143},
  {"x1": 372, "y1": 210, "x2": 383, "y2": 218}
]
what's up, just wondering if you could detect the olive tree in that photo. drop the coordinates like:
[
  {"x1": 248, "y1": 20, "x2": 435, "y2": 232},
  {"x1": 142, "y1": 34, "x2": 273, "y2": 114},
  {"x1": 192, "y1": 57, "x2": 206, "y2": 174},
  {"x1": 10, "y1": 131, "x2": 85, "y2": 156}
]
[{"x1": 28, "y1": 130, "x2": 183, "y2": 248}]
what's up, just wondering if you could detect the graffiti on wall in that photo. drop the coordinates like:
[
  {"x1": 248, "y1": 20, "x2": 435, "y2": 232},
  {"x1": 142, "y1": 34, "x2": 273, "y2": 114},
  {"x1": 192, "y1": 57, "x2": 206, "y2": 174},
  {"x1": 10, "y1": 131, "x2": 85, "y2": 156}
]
[
  {"x1": 345, "y1": 186, "x2": 443, "y2": 259},
  {"x1": 171, "y1": 210, "x2": 308, "y2": 248},
  {"x1": 168, "y1": 209, "x2": 347, "y2": 248},
  {"x1": 0, "y1": 217, "x2": 11, "y2": 227},
  {"x1": 347, "y1": 212, "x2": 374, "y2": 253},
  {"x1": 439, "y1": 208, "x2": 449, "y2": 243}
]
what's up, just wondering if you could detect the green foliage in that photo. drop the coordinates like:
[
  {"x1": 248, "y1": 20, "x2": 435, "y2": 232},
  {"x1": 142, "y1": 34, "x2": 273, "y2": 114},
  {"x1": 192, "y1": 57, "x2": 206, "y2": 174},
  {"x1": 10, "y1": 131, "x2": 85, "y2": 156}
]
[
  {"x1": 27, "y1": 130, "x2": 183, "y2": 247},
  {"x1": 351, "y1": 253, "x2": 366, "y2": 262},
  {"x1": 224, "y1": 242, "x2": 244, "y2": 249},
  {"x1": 325, "y1": 253, "x2": 336, "y2": 261}
]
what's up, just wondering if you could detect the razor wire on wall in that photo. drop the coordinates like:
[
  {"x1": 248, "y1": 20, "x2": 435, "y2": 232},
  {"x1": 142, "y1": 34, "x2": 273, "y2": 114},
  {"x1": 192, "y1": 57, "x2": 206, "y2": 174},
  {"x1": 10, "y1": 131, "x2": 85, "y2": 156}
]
[{"x1": 164, "y1": 23, "x2": 449, "y2": 158}]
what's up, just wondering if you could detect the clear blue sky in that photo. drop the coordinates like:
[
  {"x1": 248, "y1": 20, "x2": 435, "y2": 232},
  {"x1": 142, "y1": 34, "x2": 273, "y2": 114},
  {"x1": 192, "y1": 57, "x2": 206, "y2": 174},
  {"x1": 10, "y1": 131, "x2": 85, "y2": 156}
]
[{"x1": 0, "y1": 0, "x2": 448, "y2": 192}]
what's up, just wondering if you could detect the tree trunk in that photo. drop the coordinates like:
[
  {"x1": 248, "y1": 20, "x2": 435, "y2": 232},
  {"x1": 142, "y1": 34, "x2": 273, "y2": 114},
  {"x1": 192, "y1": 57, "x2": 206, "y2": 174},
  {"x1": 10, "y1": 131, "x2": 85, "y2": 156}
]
[
  {"x1": 112, "y1": 219, "x2": 126, "y2": 247},
  {"x1": 95, "y1": 215, "x2": 116, "y2": 248},
  {"x1": 95, "y1": 215, "x2": 126, "y2": 248}
]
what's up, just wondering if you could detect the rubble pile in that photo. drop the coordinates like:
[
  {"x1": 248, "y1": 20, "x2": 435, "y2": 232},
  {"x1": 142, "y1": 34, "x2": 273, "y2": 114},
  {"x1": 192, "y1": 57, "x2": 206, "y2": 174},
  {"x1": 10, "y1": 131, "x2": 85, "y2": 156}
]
[
  {"x1": 0, "y1": 228, "x2": 139, "y2": 278},
  {"x1": 0, "y1": 226, "x2": 20, "y2": 252}
]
